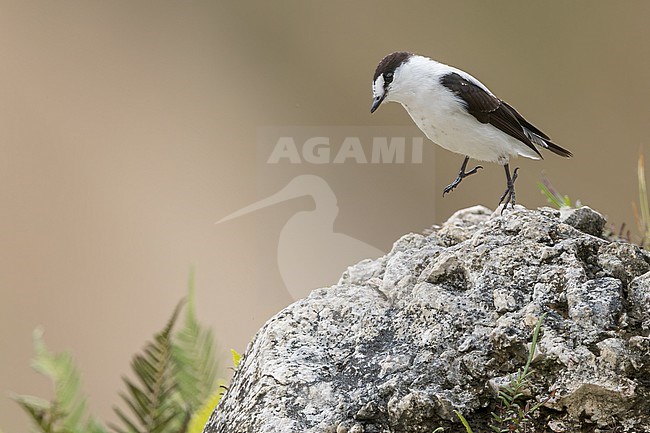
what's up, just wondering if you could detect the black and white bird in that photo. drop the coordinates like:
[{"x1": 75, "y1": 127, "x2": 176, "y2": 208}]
[{"x1": 370, "y1": 51, "x2": 572, "y2": 210}]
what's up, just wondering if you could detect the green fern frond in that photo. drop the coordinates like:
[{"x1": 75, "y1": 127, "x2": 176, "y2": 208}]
[
  {"x1": 112, "y1": 302, "x2": 184, "y2": 433},
  {"x1": 173, "y1": 268, "x2": 219, "y2": 413},
  {"x1": 14, "y1": 329, "x2": 107, "y2": 433},
  {"x1": 187, "y1": 388, "x2": 223, "y2": 433},
  {"x1": 13, "y1": 394, "x2": 61, "y2": 433}
]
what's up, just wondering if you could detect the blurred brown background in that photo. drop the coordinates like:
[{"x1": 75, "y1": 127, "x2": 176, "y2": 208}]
[{"x1": 2, "y1": 2, "x2": 650, "y2": 432}]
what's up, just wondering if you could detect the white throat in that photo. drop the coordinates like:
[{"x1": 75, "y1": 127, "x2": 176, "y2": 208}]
[{"x1": 372, "y1": 74, "x2": 385, "y2": 99}]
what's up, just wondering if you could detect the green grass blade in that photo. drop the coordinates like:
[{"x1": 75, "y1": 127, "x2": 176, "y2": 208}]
[
  {"x1": 537, "y1": 175, "x2": 572, "y2": 209},
  {"x1": 453, "y1": 410, "x2": 474, "y2": 433}
]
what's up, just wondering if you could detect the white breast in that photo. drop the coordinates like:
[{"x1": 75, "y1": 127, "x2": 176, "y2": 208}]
[{"x1": 403, "y1": 101, "x2": 541, "y2": 163}]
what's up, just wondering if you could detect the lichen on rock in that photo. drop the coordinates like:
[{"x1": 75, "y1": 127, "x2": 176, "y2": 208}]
[{"x1": 203, "y1": 206, "x2": 650, "y2": 433}]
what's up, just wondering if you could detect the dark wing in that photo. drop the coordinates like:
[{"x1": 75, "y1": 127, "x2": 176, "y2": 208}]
[{"x1": 440, "y1": 72, "x2": 543, "y2": 158}]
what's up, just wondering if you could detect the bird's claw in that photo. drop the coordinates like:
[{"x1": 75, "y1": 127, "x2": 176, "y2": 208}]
[
  {"x1": 442, "y1": 165, "x2": 483, "y2": 197},
  {"x1": 443, "y1": 182, "x2": 459, "y2": 196}
]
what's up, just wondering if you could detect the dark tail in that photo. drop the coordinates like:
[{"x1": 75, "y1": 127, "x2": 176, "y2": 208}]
[
  {"x1": 542, "y1": 139, "x2": 573, "y2": 158},
  {"x1": 528, "y1": 132, "x2": 572, "y2": 157},
  {"x1": 527, "y1": 131, "x2": 572, "y2": 157}
]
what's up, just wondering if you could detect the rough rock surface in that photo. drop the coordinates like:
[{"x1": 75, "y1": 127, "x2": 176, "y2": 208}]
[{"x1": 204, "y1": 206, "x2": 650, "y2": 433}]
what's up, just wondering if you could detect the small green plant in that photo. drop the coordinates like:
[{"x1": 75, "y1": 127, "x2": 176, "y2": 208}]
[
  {"x1": 230, "y1": 349, "x2": 241, "y2": 369},
  {"x1": 447, "y1": 314, "x2": 548, "y2": 433},
  {"x1": 187, "y1": 391, "x2": 222, "y2": 433},
  {"x1": 186, "y1": 350, "x2": 241, "y2": 433},
  {"x1": 537, "y1": 174, "x2": 574, "y2": 209},
  {"x1": 488, "y1": 313, "x2": 548, "y2": 433},
  {"x1": 14, "y1": 269, "x2": 222, "y2": 433}
]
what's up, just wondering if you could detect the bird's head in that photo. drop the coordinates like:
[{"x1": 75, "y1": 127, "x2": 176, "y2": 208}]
[{"x1": 371, "y1": 51, "x2": 414, "y2": 113}]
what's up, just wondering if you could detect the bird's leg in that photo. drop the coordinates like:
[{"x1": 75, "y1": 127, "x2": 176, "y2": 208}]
[
  {"x1": 498, "y1": 164, "x2": 519, "y2": 213},
  {"x1": 443, "y1": 156, "x2": 483, "y2": 196}
]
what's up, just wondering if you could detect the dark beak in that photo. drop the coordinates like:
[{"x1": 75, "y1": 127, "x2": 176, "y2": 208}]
[{"x1": 370, "y1": 94, "x2": 387, "y2": 113}]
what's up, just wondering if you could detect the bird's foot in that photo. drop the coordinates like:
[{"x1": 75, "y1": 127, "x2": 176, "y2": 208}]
[
  {"x1": 498, "y1": 167, "x2": 519, "y2": 214},
  {"x1": 443, "y1": 165, "x2": 483, "y2": 196}
]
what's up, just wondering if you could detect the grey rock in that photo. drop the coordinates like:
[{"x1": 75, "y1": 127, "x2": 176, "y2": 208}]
[
  {"x1": 598, "y1": 241, "x2": 650, "y2": 284},
  {"x1": 628, "y1": 272, "x2": 650, "y2": 329},
  {"x1": 566, "y1": 277, "x2": 623, "y2": 339},
  {"x1": 436, "y1": 204, "x2": 492, "y2": 244},
  {"x1": 559, "y1": 205, "x2": 607, "y2": 237},
  {"x1": 203, "y1": 207, "x2": 650, "y2": 433}
]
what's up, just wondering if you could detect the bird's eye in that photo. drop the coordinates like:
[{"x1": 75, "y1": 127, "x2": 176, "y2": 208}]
[{"x1": 384, "y1": 72, "x2": 394, "y2": 83}]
